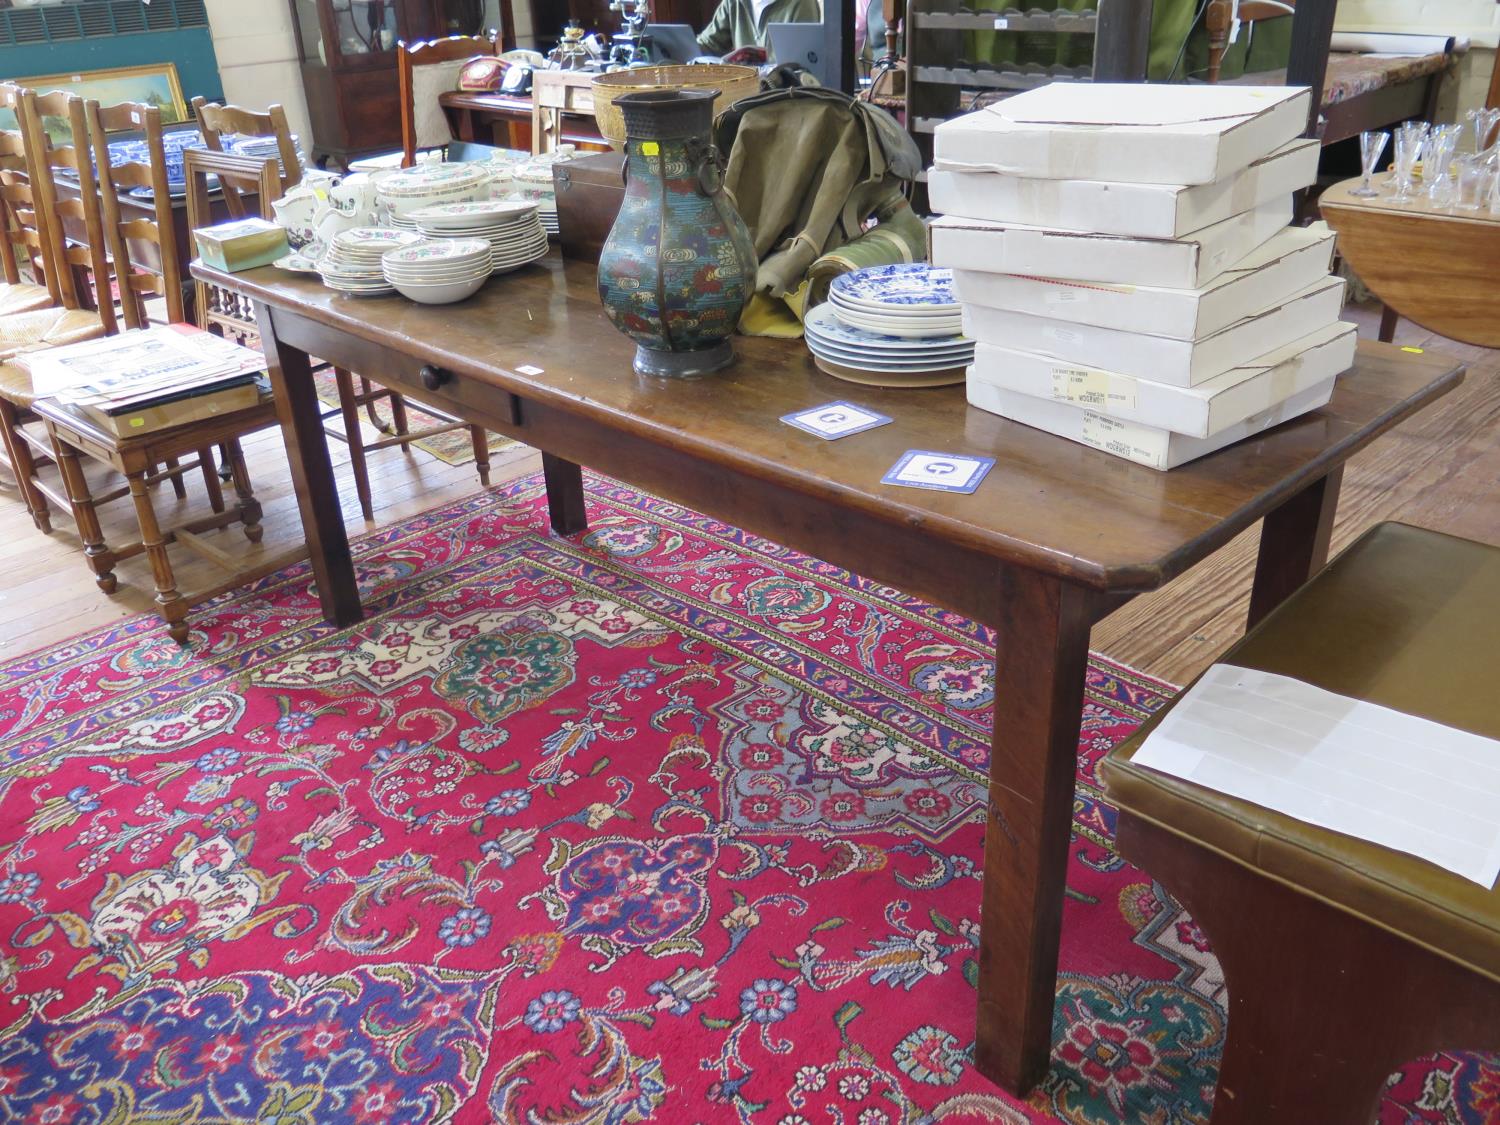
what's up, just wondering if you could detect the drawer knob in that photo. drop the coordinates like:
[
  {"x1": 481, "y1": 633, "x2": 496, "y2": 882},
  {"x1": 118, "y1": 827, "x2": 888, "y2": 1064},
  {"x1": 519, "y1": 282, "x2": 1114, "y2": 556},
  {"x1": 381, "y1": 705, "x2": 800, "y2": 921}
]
[{"x1": 419, "y1": 365, "x2": 450, "y2": 391}]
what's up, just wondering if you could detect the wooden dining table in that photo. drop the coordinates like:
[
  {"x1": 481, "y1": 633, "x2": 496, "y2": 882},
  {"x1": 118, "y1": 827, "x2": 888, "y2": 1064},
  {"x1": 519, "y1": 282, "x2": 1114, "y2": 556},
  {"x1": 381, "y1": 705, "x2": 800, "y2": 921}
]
[{"x1": 193, "y1": 249, "x2": 1465, "y2": 1095}]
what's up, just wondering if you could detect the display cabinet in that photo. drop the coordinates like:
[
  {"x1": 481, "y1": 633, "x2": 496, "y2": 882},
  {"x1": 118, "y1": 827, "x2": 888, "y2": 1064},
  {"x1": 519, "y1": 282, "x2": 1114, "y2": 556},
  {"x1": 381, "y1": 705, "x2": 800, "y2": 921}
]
[{"x1": 290, "y1": 0, "x2": 487, "y2": 165}]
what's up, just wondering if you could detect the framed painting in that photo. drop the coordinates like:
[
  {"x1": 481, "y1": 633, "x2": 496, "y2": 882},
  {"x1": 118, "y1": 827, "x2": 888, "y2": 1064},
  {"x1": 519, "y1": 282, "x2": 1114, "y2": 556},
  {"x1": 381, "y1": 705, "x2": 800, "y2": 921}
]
[{"x1": 0, "y1": 63, "x2": 189, "y2": 141}]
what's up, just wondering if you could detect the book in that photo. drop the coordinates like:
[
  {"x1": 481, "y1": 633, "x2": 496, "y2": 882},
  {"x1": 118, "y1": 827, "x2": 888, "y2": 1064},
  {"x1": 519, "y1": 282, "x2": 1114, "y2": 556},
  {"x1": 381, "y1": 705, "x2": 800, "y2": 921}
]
[{"x1": 79, "y1": 378, "x2": 267, "y2": 438}]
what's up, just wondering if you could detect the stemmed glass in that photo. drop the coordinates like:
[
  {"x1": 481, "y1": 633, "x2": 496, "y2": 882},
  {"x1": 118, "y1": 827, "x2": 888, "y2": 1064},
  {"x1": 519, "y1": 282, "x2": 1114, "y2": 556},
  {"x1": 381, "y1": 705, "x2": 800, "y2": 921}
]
[
  {"x1": 1389, "y1": 122, "x2": 1427, "y2": 202},
  {"x1": 1465, "y1": 107, "x2": 1500, "y2": 154},
  {"x1": 1350, "y1": 129, "x2": 1389, "y2": 197},
  {"x1": 1424, "y1": 124, "x2": 1462, "y2": 208}
]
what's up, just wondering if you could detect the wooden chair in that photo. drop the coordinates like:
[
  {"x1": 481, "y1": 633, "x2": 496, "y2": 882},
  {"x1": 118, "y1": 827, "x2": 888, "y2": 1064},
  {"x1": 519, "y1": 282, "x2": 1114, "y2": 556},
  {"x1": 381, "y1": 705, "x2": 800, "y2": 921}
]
[
  {"x1": 1103, "y1": 522, "x2": 1500, "y2": 1124},
  {"x1": 1205, "y1": 0, "x2": 1296, "y2": 84},
  {"x1": 180, "y1": 146, "x2": 492, "y2": 521},
  {"x1": 0, "y1": 87, "x2": 110, "y2": 532},
  {"x1": 398, "y1": 32, "x2": 499, "y2": 168},
  {"x1": 20, "y1": 90, "x2": 116, "y2": 335},
  {"x1": 0, "y1": 86, "x2": 56, "y2": 317},
  {"x1": 22, "y1": 97, "x2": 294, "y2": 644},
  {"x1": 182, "y1": 147, "x2": 282, "y2": 350},
  {"x1": 189, "y1": 98, "x2": 302, "y2": 218}
]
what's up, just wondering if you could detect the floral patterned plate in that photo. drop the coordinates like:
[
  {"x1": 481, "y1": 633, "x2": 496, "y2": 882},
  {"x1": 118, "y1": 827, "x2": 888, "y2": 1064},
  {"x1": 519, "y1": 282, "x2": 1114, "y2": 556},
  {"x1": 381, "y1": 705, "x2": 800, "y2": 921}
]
[
  {"x1": 805, "y1": 303, "x2": 968, "y2": 352},
  {"x1": 829, "y1": 263, "x2": 959, "y2": 311},
  {"x1": 381, "y1": 238, "x2": 492, "y2": 266}
]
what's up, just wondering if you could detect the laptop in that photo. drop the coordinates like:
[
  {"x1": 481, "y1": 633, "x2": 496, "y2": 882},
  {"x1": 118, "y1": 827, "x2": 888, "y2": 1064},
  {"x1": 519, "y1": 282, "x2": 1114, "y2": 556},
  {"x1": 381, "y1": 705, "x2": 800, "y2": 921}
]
[
  {"x1": 768, "y1": 22, "x2": 831, "y2": 85},
  {"x1": 646, "y1": 23, "x2": 707, "y2": 63}
]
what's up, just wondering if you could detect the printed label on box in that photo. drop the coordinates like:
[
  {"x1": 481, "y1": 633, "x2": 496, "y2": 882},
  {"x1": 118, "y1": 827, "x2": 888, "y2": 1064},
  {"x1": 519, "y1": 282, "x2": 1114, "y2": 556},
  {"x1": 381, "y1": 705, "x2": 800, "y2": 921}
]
[
  {"x1": 1049, "y1": 367, "x2": 1137, "y2": 410},
  {"x1": 1080, "y1": 413, "x2": 1160, "y2": 465}
]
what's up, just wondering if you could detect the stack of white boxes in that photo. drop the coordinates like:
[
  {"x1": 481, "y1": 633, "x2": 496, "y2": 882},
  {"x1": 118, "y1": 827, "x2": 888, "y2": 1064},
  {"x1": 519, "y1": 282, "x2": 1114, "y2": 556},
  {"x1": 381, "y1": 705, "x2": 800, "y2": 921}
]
[{"x1": 927, "y1": 84, "x2": 1358, "y2": 470}]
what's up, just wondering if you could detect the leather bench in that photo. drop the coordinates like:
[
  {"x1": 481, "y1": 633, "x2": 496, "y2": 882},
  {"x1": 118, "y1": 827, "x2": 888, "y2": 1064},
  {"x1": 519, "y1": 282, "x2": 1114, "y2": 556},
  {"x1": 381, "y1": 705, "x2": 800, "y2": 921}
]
[{"x1": 1102, "y1": 521, "x2": 1500, "y2": 1124}]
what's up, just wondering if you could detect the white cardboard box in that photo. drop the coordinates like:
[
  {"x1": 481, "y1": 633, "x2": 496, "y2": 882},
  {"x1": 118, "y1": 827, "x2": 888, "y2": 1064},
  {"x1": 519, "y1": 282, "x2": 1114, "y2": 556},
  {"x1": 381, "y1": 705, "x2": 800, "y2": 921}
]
[
  {"x1": 929, "y1": 198, "x2": 1292, "y2": 290},
  {"x1": 929, "y1": 139, "x2": 1319, "y2": 239},
  {"x1": 952, "y1": 225, "x2": 1337, "y2": 341},
  {"x1": 933, "y1": 83, "x2": 1312, "y2": 186},
  {"x1": 967, "y1": 375, "x2": 1337, "y2": 470},
  {"x1": 968, "y1": 322, "x2": 1357, "y2": 438},
  {"x1": 963, "y1": 276, "x2": 1346, "y2": 386}
]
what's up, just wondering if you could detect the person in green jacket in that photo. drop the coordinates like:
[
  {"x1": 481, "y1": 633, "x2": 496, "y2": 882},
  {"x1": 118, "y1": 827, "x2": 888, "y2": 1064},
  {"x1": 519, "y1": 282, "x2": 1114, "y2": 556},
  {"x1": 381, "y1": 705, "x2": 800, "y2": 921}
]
[{"x1": 696, "y1": 0, "x2": 823, "y2": 55}]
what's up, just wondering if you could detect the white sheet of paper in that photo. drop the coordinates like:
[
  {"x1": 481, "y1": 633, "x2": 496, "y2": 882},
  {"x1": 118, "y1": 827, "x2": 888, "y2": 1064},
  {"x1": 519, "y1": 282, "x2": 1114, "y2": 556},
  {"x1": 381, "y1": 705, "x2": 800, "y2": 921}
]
[{"x1": 1133, "y1": 664, "x2": 1500, "y2": 888}]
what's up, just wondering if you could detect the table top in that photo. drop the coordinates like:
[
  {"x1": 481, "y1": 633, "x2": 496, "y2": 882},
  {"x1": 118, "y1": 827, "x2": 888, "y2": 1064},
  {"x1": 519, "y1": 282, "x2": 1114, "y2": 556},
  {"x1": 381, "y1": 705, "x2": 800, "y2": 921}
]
[
  {"x1": 1321, "y1": 175, "x2": 1500, "y2": 225},
  {"x1": 195, "y1": 252, "x2": 1464, "y2": 592}
]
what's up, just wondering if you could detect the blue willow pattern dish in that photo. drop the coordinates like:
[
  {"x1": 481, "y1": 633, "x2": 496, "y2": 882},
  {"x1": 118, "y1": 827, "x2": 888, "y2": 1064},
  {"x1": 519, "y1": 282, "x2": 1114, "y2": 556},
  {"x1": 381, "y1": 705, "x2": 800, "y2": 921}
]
[
  {"x1": 597, "y1": 90, "x2": 758, "y2": 378},
  {"x1": 803, "y1": 303, "x2": 970, "y2": 352},
  {"x1": 829, "y1": 263, "x2": 958, "y2": 308}
]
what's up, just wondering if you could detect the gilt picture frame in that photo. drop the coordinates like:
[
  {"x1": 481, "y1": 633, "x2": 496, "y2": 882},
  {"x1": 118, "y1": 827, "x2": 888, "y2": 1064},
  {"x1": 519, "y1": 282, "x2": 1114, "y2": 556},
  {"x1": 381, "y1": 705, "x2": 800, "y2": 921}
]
[{"x1": 0, "y1": 63, "x2": 189, "y2": 139}]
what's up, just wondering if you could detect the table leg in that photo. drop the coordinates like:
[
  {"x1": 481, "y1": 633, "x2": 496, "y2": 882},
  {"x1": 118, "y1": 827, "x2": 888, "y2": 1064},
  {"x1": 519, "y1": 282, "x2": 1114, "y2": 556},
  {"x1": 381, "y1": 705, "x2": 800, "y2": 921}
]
[
  {"x1": 1247, "y1": 466, "x2": 1343, "y2": 629},
  {"x1": 255, "y1": 304, "x2": 363, "y2": 626},
  {"x1": 225, "y1": 439, "x2": 264, "y2": 544},
  {"x1": 129, "y1": 472, "x2": 190, "y2": 645},
  {"x1": 49, "y1": 429, "x2": 116, "y2": 593},
  {"x1": 0, "y1": 398, "x2": 49, "y2": 532},
  {"x1": 470, "y1": 426, "x2": 491, "y2": 487},
  {"x1": 542, "y1": 451, "x2": 587, "y2": 535},
  {"x1": 975, "y1": 565, "x2": 1097, "y2": 1093},
  {"x1": 198, "y1": 447, "x2": 226, "y2": 513}
]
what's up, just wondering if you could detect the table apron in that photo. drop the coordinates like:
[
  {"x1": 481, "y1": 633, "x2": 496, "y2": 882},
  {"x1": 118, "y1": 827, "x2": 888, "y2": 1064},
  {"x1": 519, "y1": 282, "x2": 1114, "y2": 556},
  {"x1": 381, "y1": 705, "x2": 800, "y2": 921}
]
[{"x1": 264, "y1": 303, "x2": 1015, "y2": 627}]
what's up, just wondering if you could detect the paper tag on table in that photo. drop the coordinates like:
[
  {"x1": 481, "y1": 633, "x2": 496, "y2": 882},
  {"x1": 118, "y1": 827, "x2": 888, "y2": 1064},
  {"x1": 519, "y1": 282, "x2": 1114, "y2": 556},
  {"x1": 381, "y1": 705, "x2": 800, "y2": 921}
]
[{"x1": 1133, "y1": 665, "x2": 1500, "y2": 888}]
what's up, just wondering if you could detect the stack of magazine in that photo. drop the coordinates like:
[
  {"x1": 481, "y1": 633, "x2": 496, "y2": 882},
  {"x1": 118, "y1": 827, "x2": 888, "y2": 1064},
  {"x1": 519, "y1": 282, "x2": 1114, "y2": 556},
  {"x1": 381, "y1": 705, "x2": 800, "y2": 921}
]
[{"x1": 24, "y1": 325, "x2": 268, "y2": 438}]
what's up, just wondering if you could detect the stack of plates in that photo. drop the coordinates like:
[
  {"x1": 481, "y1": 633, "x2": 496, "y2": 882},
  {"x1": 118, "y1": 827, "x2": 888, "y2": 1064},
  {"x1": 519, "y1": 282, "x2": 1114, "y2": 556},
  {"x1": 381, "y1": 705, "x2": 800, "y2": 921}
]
[
  {"x1": 407, "y1": 200, "x2": 549, "y2": 274},
  {"x1": 317, "y1": 226, "x2": 421, "y2": 295},
  {"x1": 376, "y1": 162, "x2": 491, "y2": 222},
  {"x1": 381, "y1": 238, "x2": 494, "y2": 305},
  {"x1": 828, "y1": 264, "x2": 963, "y2": 337},
  {"x1": 807, "y1": 265, "x2": 973, "y2": 386}
]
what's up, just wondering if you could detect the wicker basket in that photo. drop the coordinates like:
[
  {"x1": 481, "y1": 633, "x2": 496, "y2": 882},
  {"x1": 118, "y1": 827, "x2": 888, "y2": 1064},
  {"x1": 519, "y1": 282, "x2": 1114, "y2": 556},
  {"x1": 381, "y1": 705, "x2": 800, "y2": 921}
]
[{"x1": 591, "y1": 64, "x2": 761, "y2": 148}]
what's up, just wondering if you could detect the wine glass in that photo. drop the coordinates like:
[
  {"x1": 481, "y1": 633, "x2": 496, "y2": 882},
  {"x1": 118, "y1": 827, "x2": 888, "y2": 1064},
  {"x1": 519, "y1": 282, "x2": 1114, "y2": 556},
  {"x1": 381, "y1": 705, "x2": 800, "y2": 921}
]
[
  {"x1": 1465, "y1": 107, "x2": 1500, "y2": 154},
  {"x1": 1350, "y1": 130, "x2": 1389, "y2": 197},
  {"x1": 1390, "y1": 122, "x2": 1427, "y2": 202}
]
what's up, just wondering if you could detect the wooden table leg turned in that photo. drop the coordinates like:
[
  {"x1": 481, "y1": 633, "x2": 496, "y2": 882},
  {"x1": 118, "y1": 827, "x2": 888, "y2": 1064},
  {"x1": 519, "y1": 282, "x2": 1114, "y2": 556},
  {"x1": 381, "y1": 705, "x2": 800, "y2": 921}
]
[
  {"x1": 256, "y1": 303, "x2": 363, "y2": 626},
  {"x1": 542, "y1": 451, "x2": 587, "y2": 535},
  {"x1": 1248, "y1": 466, "x2": 1343, "y2": 628},
  {"x1": 225, "y1": 439, "x2": 264, "y2": 544},
  {"x1": 128, "y1": 471, "x2": 190, "y2": 644},
  {"x1": 470, "y1": 425, "x2": 491, "y2": 487},
  {"x1": 198, "y1": 447, "x2": 226, "y2": 513},
  {"x1": 49, "y1": 430, "x2": 117, "y2": 593},
  {"x1": 976, "y1": 565, "x2": 1098, "y2": 1093},
  {"x1": 2, "y1": 398, "x2": 50, "y2": 532}
]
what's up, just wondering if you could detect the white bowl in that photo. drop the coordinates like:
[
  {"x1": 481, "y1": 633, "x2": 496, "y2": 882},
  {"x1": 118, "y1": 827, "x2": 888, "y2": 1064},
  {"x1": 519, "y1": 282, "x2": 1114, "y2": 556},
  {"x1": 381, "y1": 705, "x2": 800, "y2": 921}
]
[{"x1": 392, "y1": 274, "x2": 488, "y2": 305}]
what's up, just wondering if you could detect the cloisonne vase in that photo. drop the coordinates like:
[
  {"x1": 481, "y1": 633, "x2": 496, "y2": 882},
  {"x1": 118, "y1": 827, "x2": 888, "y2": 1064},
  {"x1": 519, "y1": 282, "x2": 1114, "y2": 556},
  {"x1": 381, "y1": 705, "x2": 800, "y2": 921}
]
[{"x1": 597, "y1": 89, "x2": 758, "y2": 378}]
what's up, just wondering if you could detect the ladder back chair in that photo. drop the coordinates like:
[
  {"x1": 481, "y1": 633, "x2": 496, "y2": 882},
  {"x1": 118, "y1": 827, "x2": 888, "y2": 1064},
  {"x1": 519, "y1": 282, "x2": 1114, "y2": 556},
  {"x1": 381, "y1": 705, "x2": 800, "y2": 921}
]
[
  {"x1": 87, "y1": 99, "x2": 186, "y2": 329},
  {"x1": 32, "y1": 96, "x2": 291, "y2": 641},
  {"x1": 189, "y1": 98, "x2": 302, "y2": 219},
  {"x1": 22, "y1": 90, "x2": 116, "y2": 334},
  {"x1": 0, "y1": 87, "x2": 111, "y2": 532},
  {"x1": 398, "y1": 32, "x2": 498, "y2": 168},
  {"x1": 0, "y1": 84, "x2": 57, "y2": 315}
]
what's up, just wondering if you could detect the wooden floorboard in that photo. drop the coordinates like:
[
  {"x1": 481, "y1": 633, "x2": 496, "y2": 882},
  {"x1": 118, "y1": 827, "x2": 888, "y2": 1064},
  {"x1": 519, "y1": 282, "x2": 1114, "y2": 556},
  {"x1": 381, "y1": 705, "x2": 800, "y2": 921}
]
[{"x1": 1, "y1": 301, "x2": 1494, "y2": 689}]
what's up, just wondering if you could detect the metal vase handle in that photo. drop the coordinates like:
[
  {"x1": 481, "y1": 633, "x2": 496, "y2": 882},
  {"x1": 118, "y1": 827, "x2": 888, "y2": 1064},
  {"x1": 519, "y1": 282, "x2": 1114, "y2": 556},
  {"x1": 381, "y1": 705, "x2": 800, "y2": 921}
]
[{"x1": 687, "y1": 137, "x2": 726, "y2": 197}]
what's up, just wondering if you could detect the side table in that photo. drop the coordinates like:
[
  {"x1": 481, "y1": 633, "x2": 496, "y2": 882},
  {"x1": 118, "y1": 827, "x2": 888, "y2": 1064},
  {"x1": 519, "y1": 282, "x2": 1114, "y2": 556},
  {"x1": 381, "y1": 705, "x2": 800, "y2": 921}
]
[{"x1": 1321, "y1": 175, "x2": 1500, "y2": 348}]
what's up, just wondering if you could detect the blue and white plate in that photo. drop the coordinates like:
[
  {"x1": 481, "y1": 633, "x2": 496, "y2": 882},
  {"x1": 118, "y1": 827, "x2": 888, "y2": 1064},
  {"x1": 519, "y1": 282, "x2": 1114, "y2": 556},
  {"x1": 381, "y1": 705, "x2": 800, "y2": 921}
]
[
  {"x1": 829, "y1": 263, "x2": 958, "y2": 312},
  {"x1": 805, "y1": 303, "x2": 968, "y2": 351}
]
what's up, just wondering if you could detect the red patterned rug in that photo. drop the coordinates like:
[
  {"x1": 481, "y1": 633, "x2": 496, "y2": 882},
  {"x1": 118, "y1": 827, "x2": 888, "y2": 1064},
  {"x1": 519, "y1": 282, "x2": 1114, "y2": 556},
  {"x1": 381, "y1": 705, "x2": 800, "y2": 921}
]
[{"x1": 0, "y1": 474, "x2": 1494, "y2": 1124}]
